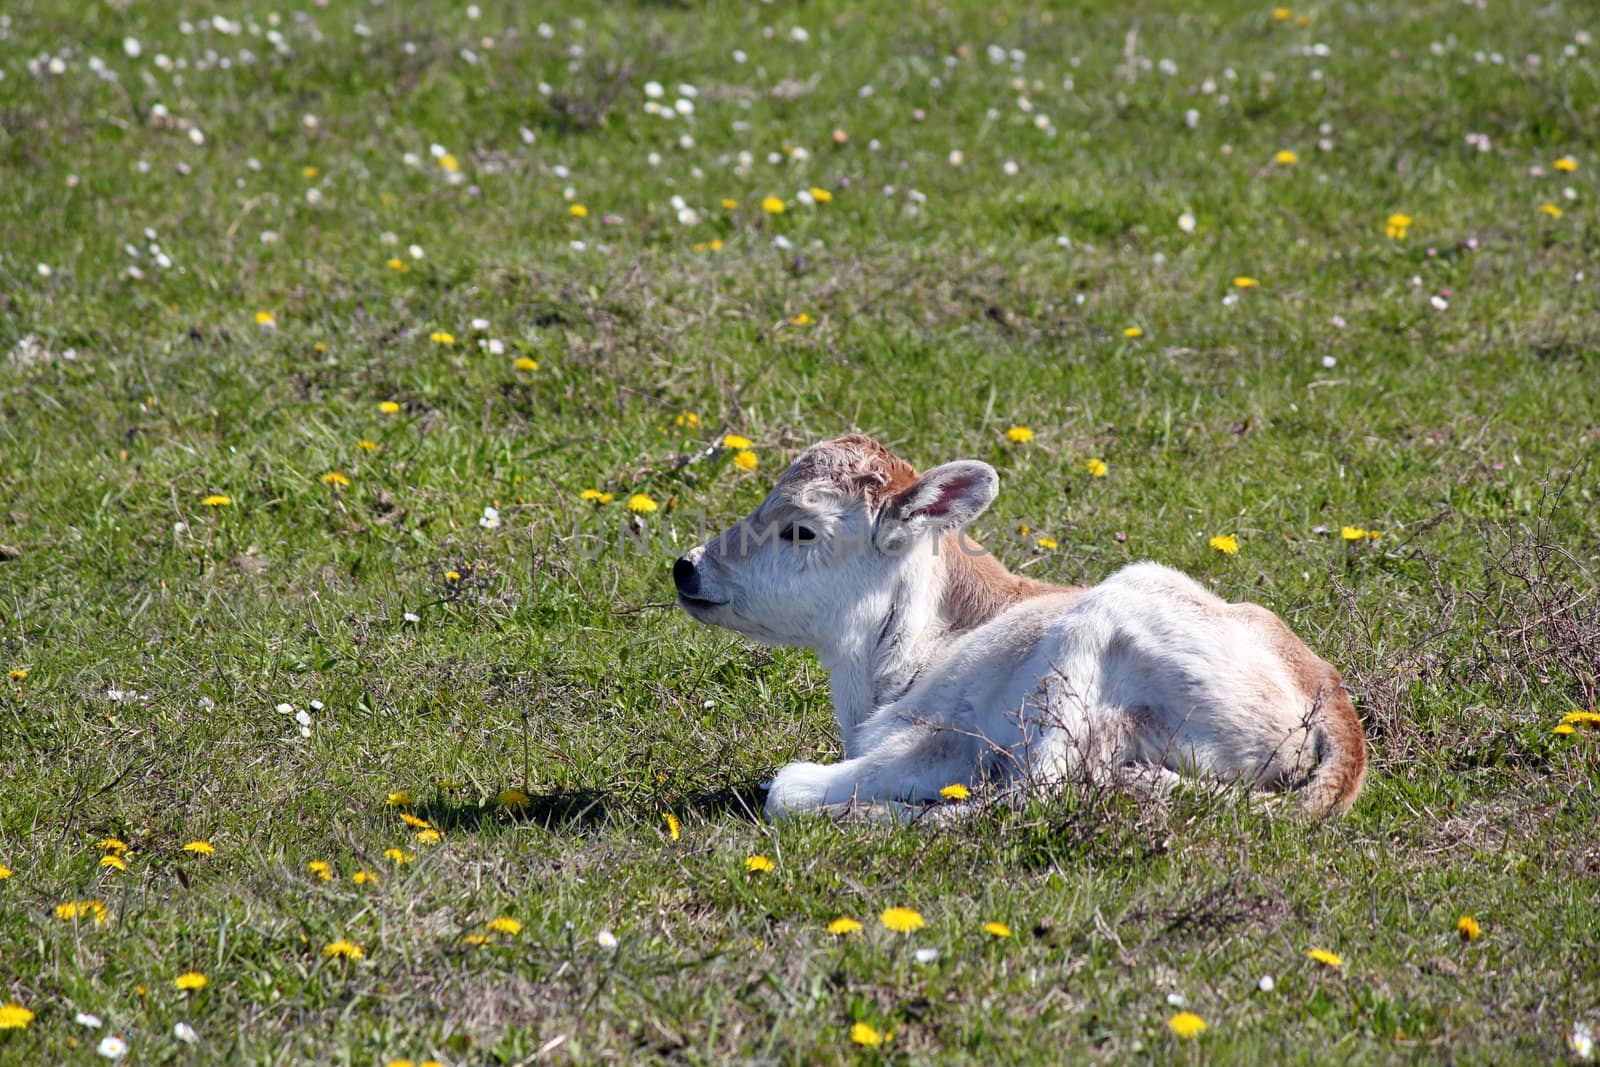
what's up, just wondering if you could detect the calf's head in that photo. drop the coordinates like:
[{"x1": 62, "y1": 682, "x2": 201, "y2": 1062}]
[{"x1": 673, "y1": 435, "x2": 999, "y2": 649}]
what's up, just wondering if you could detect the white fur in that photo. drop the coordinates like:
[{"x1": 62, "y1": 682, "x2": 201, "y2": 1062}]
[{"x1": 675, "y1": 438, "x2": 1364, "y2": 820}]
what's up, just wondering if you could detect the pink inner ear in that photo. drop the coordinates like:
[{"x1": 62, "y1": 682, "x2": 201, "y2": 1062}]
[{"x1": 913, "y1": 475, "x2": 976, "y2": 518}]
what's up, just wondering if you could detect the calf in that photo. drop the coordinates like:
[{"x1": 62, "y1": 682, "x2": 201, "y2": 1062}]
[{"x1": 673, "y1": 435, "x2": 1366, "y2": 820}]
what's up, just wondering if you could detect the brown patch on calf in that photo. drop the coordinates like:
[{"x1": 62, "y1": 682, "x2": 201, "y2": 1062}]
[
  {"x1": 1233, "y1": 602, "x2": 1368, "y2": 815},
  {"x1": 939, "y1": 535, "x2": 1083, "y2": 634},
  {"x1": 779, "y1": 434, "x2": 919, "y2": 512}
]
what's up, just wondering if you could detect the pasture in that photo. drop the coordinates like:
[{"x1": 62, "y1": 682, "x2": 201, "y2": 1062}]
[{"x1": 1, "y1": 0, "x2": 1597, "y2": 1062}]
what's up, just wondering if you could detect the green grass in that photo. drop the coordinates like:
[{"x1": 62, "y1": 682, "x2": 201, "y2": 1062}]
[{"x1": 2, "y1": 0, "x2": 1598, "y2": 1062}]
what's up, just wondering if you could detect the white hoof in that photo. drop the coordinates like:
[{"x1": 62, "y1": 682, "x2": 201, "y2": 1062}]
[{"x1": 763, "y1": 761, "x2": 834, "y2": 820}]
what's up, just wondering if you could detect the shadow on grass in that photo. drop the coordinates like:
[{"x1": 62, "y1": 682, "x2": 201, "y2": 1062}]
[{"x1": 413, "y1": 780, "x2": 770, "y2": 836}]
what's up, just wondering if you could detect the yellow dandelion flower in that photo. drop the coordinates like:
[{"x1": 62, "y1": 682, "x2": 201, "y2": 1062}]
[
  {"x1": 438, "y1": 153, "x2": 460, "y2": 173},
  {"x1": 487, "y1": 916, "x2": 523, "y2": 936},
  {"x1": 386, "y1": 1060, "x2": 416, "y2": 1067},
  {"x1": 722, "y1": 433, "x2": 754, "y2": 449},
  {"x1": 569, "y1": 204, "x2": 589, "y2": 218},
  {"x1": 1385, "y1": 213, "x2": 1413, "y2": 239},
  {"x1": 675, "y1": 411, "x2": 702, "y2": 429},
  {"x1": 399, "y1": 813, "x2": 430, "y2": 829},
  {"x1": 983, "y1": 921, "x2": 1013, "y2": 938},
  {"x1": 1341, "y1": 526, "x2": 1367, "y2": 541},
  {"x1": 626, "y1": 493, "x2": 659, "y2": 514},
  {"x1": 0, "y1": 1004, "x2": 35, "y2": 1030},
  {"x1": 810, "y1": 187, "x2": 833, "y2": 203},
  {"x1": 357, "y1": 439, "x2": 381, "y2": 452},
  {"x1": 1562, "y1": 711, "x2": 1600, "y2": 726},
  {"x1": 308, "y1": 861, "x2": 333, "y2": 881},
  {"x1": 664, "y1": 813, "x2": 681, "y2": 841},
  {"x1": 850, "y1": 1022, "x2": 884, "y2": 1047},
  {"x1": 174, "y1": 971, "x2": 208, "y2": 991},
  {"x1": 939, "y1": 783, "x2": 971, "y2": 800},
  {"x1": 880, "y1": 907, "x2": 926, "y2": 934},
  {"x1": 322, "y1": 939, "x2": 365, "y2": 960},
  {"x1": 496, "y1": 788, "x2": 530, "y2": 808},
  {"x1": 255, "y1": 310, "x2": 276, "y2": 326},
  {"x1": 429, "y1": 331, "x2": 455, "y2": 345},
  {"x1": 1233, "y1": 276, "x2": 1258, "y2": 288},
  {"x1": 1457, "y1": 915, "x2": 1481, "y2": 940},
  {"x1": 721, "y1": 198, "x2": 738, "y2": 210},
  {"x1": 1554, "y1": 723, "x2": 1576, "y2": 735},
  {"x1": 828, "y1": 917, "x2": 863, "y2": 936},
  {"x1": 182, "y1": 841, "x2": 215, "y2": 855},
  {"x1": 379, "y1": 400, "x2": 402, "y2": 414},
  {"x1": 1209, "y1": 534, "x2": 1240, "y2": 555},
  {"x1": 1274, "y1": 149, "x2": 1299, "y2": 165},
  {"x1": 730, "y1": 449, "x2": 759, "y2": 473},
  {"x1": 1553, "y1": 156, "x2": 1578, "y2": 172},
  {"x1": 579, "y1": 489, "x2": 615, "y2": 504},
  {"x1": 513, "y1": 356, "x2": 539, "y2": 371},
  {"x1": 302, "y1": 166, "x2": 319, "y2": 179},
  {"x1": 1168, "y1": 1012, "x2": 1207, "y2": 1039},
  {"x1": 100, "y1": 855, "x2": 127, "y2": 871},
  {"x1": 745, "y1": 855, "x2": 775, "y2": 873},
  {"x1": 202, "y1": 494, "x2": 233, "y2": 507},
  {"x1": 386, "y1": 257, "x2": 408, "y2": 271},
  {"x1": 99, "y1": 838, "x2": 129, "y2": 855},
  {"x1": 444, "y1": 570, "x2": 461, "y2": 582},
  {"x1": 1036, "y1": 536, "x2": 1058, "y2": 550},
  {"x1": 1123, "y1": 326, "x2": 1144, "y2": 338},
  {"x1": 1307, "y1": 947, "x2": 1344, "y2": 968},
  {"x1": 55, "y1": 900, "x2": 109, "y2": 923},
  {"x1": 1272, "y1": 7, "x2": 1292, "y2": 19},
  {"x1": 415, "y1": 828, "x2": 442, "y2": 844},
  {"x1": 321, "y1": 471, "x2": 351, "y2": 486},
  {"x1": 1086, "y1": 458, "x2": 1108, "y2": 478},
  {"x1": 1539, "y1": 203, "x2": 1564, "y2": 218},
  {"x1": 1005, "y1": 426, "x2": 1034, "y2": 443},
  {"x1": 0, "y1": 865, "x2": 11, "y2": 879},
  {"x1": 8, "y1": 668, "x2": 28, "y2": 681},
  {"x1": 384, "y1": 848, "x2": 415, "y2": 865},
  {"x1": 352, "y1": 870, "x2": 376, "y2": 884},
  {"x1": 386, "y1": 790, "x2": 415, "y2": 807},
  {"x1": 762, "y1": 196, "x2": 786, "y2": 214},
  {"x1": 789, "y1": 312, "x2": 813, "y2": 325},
  {"x1": 461, "y1": 933, "x2": 491, "y2": 947}
]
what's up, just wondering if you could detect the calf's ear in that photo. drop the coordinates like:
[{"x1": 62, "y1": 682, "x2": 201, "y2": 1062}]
[{"x1": 879, "y1": 461, "x2": 999, "y2": 549}]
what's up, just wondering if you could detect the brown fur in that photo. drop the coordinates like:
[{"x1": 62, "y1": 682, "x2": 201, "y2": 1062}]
[
  {"x1": 1232, "y1": 603, "x2": 1368, "y2": 816},
  {"x1": 779, "y1": 434, "x2": 919, "y2": 510},
  {"x1": 937, "y1": 534, "x2": 1083, "y2": 635}
]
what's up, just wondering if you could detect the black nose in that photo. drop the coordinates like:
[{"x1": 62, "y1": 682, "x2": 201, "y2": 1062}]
[{"x1": 673, "y1": 556, "x2": 699, "y2": 595}]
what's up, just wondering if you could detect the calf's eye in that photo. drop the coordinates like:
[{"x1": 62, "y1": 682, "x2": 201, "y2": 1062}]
[{"x1": 779, "y1": 524, "x2": 818, "y2": 543}]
